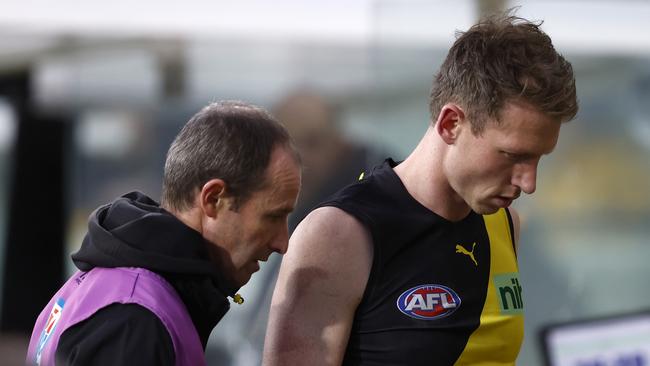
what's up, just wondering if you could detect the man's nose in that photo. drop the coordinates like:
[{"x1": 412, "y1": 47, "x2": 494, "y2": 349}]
[
  {"x1": 512, "y1": 161, "x2": 538, "y2": 195},
  {"x1": 269, "y1": 224, "x2": 290, "y2": 254}
]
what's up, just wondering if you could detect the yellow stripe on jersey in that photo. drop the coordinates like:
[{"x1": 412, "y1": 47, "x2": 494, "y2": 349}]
[{"x1": 454, "y1": 208, "x2": 524, "y2": 366}]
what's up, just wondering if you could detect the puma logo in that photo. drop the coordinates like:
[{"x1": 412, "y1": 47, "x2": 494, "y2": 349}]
[{"x1": 456, "y1": 242, "x2": 478, "y2": 266}]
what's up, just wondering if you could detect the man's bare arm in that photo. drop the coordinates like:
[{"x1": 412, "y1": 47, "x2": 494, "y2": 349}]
[{"x1": 263, "y1": 206, "x2": 373, "y2": 365}]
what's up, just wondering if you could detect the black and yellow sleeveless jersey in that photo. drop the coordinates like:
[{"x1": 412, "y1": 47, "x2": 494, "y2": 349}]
[{"x1": 318, "y1": 159, "x2": 523, "y2": 366}]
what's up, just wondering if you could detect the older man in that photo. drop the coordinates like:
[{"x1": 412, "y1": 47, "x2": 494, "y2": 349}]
[{"x1": 27, "y1": 101, "x2": 301, "y2": 366}]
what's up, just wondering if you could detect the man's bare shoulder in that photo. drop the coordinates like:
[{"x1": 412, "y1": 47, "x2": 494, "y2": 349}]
[
  {"x1": 282, "y1": 206, "x2": 373, "y2": 290},
  {"x1": 294, "y1": 206, "x2": 369, "y2": 244}
]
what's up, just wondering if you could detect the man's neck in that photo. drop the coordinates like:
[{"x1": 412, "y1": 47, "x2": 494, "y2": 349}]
[
  {"x1": 393, "y1": 128, "x2": 471, "y2": 222},
  {"x1": 163, "y1": 204, "x2": 203, "y2": 234}
]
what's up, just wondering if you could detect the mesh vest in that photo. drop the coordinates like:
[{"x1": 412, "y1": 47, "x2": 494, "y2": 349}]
[{"x1": 26, "y1": 267, "x2": 205, "y2": 366}]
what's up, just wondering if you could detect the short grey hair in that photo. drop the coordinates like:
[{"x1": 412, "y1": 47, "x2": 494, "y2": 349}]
[{"x1": 162, "y1": 101, "x2": 298, "y2": 211}]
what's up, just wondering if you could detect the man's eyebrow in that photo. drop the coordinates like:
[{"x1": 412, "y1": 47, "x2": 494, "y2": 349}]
[{"x1": 503, "y1": 149, "x2": 545, "y2": 159}]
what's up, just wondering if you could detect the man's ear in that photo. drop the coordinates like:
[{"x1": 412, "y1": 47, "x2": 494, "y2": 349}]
[
  {"x1": 435, "y1": 104, "x2": 465, "y2": 144},
  {"x1": 199, "y1": 179, "x2": 228, "y2": 218}
]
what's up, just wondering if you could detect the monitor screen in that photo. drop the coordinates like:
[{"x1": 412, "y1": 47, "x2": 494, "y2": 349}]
[{"x1": 541, "y1": 311, "x2": 650, "y2": 366}]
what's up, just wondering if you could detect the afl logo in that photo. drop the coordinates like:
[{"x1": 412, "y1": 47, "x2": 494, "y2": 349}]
[{"x1": 396, "y1": 284, "x2": 461, "y2": 320}]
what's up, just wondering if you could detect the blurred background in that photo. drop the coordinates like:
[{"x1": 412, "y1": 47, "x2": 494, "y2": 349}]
[{"x1": 1, "y1": 0, "x2": 649, "y2": 365}]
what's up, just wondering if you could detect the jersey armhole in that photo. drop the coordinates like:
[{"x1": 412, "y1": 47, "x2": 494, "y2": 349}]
[{"x1": 504, "y1": 208, "x2": 517, "y2": 257}]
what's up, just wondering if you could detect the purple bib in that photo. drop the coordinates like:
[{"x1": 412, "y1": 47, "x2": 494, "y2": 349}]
[{"x1": 26, "y1": 267, "x2": 206, "y2": 366}]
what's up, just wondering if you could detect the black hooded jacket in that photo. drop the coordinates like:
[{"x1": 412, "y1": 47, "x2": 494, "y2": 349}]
[{"x1": 55, "y1": 192, "x2": 238, "y2": 365}]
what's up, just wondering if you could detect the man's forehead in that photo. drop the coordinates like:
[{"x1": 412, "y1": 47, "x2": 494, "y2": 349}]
[
  {"x1": 266, "y1": 161, "x2": 300, "y2": 189},
  {"x1": 243, "y1": 182, "x2": 297, "y2": 213},
  {"x1": 488, "y1": 122, "x2": 560, "y2": 155},
  {"x1": 256, "y1": 152, "x2": 301, "y2": 203}
]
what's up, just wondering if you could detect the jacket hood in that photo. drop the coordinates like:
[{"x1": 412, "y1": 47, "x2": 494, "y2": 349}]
[{"x1": 71, "y1": 191, "x2": 238, "y2": 297}]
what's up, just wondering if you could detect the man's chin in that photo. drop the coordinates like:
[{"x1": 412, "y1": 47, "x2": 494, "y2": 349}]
[
  {"x1": 234, "y1": 273, "x2": 252, "y2": 288},
  {"x1": 234, "y1": 266, "x2": 257, "y2": 288},
  {"x1": 231, "y1": 260, "x2": 268, "y2": 287},
  {"x1": 471, "y1": 203, "x2": 501, "y2": 215}
]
